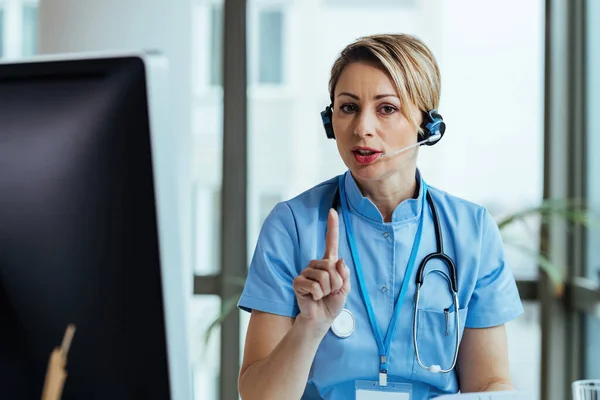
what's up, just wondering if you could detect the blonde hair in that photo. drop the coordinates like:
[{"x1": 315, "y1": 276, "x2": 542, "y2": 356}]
[{"x1": 329, "y1": 33, "x2": 441, "y2": 133}]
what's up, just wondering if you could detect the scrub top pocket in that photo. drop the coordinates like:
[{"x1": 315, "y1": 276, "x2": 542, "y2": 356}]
[{"x1": 410, "y1": 306, "x2": 468, "y2": 392}]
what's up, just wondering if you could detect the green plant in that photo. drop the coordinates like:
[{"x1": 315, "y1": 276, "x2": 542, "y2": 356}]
[
  {"x1": 202, "y1": 198, "x2": 597, "y2": 345},
  {"x1": 497, "y1": 198, "x2": 597, "y2": 296}
]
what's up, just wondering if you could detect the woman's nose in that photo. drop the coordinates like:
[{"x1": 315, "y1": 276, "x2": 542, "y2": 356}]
[{"x1": 353, "y1": 110, "x2": 377, "y2": 138}]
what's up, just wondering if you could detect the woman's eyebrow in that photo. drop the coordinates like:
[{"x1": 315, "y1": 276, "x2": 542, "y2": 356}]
[{"x1": 337, "y1": 92, "x2": 399, "y2": 100}]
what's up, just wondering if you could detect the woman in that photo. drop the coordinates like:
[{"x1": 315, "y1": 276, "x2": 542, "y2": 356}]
[{"x1": 237, "y1": 33, "x2": 523, "y2": 400}]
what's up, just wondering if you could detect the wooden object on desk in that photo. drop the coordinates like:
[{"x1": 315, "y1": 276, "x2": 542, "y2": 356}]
[{"x1": 41, "y1": 324, "x2": 76, "y2": 400}]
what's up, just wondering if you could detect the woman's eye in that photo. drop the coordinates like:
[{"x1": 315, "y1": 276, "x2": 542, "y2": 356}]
[
  {"x1": 379, "y1": 105, "x2": 398, "y2": 115},
  {"x1": 340, "y1": 104, "x2": 358, "y2": 113}
]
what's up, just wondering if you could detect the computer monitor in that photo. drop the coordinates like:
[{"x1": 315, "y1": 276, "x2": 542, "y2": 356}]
[{"x1": 0, "y1": 53, "x2": 191, "y2": 399}]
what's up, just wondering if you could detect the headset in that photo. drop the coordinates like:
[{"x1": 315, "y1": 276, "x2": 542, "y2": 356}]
[{"x1": 320, "y1": 104, "x2": 446, "y2": 146}]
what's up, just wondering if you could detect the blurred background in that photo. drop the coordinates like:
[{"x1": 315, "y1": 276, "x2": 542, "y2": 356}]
[{"x1": 1, "y1": 0, "x2": 598, "y2": 399}]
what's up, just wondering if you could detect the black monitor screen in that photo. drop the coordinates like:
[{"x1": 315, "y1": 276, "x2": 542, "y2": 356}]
[{"x1": 0, "y1": 57, "x2": 171, "y2": 400}]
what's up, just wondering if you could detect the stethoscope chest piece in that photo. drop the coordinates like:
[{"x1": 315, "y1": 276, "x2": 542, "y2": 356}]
[{"x1": 331, "y1": 308, "x2": 355, "y2": 338}]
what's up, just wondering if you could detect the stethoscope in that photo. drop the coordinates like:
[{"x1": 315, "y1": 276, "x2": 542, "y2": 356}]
[{"x1": 329, "y1": 180, "x2": 460, "y2": 374}]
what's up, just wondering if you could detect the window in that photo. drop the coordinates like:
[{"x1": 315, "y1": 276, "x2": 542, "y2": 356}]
[
  {"x1": 506, "y1": 302, "x2": 541, "y2": 398},
  {"x1": 193, "y1": 187, "x2": 221, "y2": 275},
  {"x1": 209, "y1": 3, "x2": 223, "y2": 87},
  {"x1": 22, "y1": 4, "x2": 38, "y2": 56},
  {"x1": 257, "y1": 9, "x2": 283, "y2": 85},
  {"x1": 0, "y1": 8, "x2": 4, "y2": 58},
  {"x1": 247, "y1": 2, "x2": 287, "y2": 89},
  {"x1": 585, "y1": 0, "x2": 600, "y2": 380},
  {"x1": 190, "y1": 295, "x2": 221, "y2": 400},
  {"x1": 191, "y1": 3, "x2": 225, "y2": 397}
]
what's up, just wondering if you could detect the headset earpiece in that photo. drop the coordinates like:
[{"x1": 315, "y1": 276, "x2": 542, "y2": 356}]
[
  {"x1": 420, "y1": 109, "x2": 446, "y2": 146},
  {"x1": 321, "y1": 104, "x2": 335, "y2": 139}
]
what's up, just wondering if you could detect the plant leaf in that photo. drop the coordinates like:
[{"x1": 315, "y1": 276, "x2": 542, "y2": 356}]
[
  {"x1": 502, "y1": 237, "x2": 565, "y2": 295},
  {"x1": 497, "y1": 198, "x2": 598, "y2": 231}
]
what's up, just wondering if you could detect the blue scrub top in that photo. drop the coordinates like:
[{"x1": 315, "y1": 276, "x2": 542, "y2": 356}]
[{"x1": 238, "y1": 170, "x2": 524, "y2": 400}]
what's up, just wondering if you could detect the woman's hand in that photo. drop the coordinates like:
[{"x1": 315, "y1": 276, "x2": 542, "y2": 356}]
[{"x1": 292, "y1": 209, "x2": 351, "y2": 333}]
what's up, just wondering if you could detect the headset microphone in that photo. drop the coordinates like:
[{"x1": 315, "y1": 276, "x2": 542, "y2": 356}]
[{"x1": 379, "y1": 133, "x2": 442, "y2": 158}]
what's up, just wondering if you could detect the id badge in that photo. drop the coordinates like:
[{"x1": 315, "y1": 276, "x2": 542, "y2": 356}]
[{"x1": 355, "y1": 380, "x2": 412, "y2": 400}]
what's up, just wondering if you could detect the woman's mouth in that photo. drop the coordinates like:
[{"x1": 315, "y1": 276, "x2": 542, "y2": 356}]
[{"x1": 352, "y1": 148, "x2": 382, "y2": 165}]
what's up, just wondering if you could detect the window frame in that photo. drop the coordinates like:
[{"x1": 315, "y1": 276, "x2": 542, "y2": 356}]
[{"x1": 194, "y1": 0, "x2": 291, "y2": 99}]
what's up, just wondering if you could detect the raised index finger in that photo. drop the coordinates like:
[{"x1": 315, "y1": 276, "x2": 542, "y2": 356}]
[{"x1": 323, "y1": 208, "x2": 339, "y2": 260}]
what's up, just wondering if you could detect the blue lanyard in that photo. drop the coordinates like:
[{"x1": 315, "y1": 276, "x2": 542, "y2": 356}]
[{"x1": 337, "y1": 174, "x2": 427, "y2": 381}]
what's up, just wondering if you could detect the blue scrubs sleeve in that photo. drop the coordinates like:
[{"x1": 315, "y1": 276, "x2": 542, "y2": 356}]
[
  {"x1": 465, "y1": 209, "x2": 524, "y2": 328},
  {"x1": 238, "y1": 202, "x2": 301, "y2": 318}
]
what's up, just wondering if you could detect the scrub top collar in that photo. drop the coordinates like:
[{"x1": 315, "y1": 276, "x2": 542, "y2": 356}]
[{"x1": 343, "y1": 168, "x2": 425, "y2": 225}]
